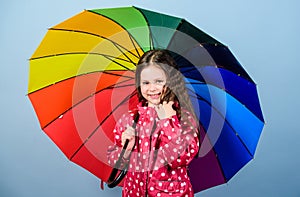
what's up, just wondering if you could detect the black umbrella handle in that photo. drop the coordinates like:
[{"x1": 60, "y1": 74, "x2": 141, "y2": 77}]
[
  {"x1": 107, "y1": 113, "x2": 139, "y2": 188},
  {"x1": 107, "y1": 139, "x2": 129, "y2": 188}
]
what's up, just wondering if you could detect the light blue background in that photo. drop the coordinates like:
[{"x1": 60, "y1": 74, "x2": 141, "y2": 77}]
[{"x1": 1, "y1": 0, "x2": 299, "y2": 196}]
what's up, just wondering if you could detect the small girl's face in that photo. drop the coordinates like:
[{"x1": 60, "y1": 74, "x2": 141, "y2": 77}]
[{"x1": 140, "y1": 64, "x2": 167, "y2": 107}]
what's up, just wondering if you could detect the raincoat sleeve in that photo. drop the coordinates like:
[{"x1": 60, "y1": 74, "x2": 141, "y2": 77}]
[
  {"x1": 156, "y1": 111, "x2": 199, "y2": 169},
  {"x1": 106, "y1": 112, "x2": 134, "y2": 168}
]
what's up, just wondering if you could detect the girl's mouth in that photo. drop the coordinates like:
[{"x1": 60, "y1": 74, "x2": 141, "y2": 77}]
[{"x1": 148, "y1": 93, "x2": 161, "y2": 99}]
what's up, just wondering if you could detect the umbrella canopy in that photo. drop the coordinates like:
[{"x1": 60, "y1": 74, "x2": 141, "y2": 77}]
[{"x1": 28, "y1": 6, "x2": 264, "y2": 193}]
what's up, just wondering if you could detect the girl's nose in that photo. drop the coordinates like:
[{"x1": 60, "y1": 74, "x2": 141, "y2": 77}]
[{"x1": 149, "y1": 83, "x2": 157, "y2": 91}]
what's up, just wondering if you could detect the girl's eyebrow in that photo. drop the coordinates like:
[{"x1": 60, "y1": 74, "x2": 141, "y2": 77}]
[{"x1": 141, "y1": 78, "x2": 165, "y2": 81}]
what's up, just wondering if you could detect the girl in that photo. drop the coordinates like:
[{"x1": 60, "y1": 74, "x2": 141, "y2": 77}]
[{"x1": 107, "y1": 50, "x2": 199, "y2": 197}]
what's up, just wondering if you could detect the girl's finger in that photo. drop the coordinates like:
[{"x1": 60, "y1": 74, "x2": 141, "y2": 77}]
[{"x1": 168, "y1": 101, "x2": 174, "y2": 106}]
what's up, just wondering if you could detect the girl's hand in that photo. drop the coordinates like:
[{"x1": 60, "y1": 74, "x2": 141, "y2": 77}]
[
  {"x1": 121, "y1": 126, "x2": 135, "y2": 158},
  {"x1": 155, "y1": 101, "x2": 176, "y2": 119}
]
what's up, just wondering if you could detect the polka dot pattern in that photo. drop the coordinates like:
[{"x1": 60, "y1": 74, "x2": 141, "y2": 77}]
[{"x1": 107, "y1": 104, "x2": 199, "y2": 197}]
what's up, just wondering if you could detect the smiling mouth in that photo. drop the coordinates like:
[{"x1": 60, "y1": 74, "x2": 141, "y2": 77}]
[{"x1": 148, "y1": 93, "x2": 161, "y2": 99}]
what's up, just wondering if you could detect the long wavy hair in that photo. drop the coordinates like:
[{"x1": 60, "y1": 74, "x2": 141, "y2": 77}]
[{"x1": 135, "y1": 49, "x2": 196, "y2": 122}]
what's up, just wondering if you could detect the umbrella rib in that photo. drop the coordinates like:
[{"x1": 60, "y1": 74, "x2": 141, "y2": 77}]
[
  {"x1": 49, "y1": 28, "x2": 140, "y2": 61},
  {"x1": 108, "y1": 40, "x2": 139, "y2": 66},
  {"x1": 69, "y1": 90, "x2": 137, "y2": 160},
  {"x1": 148, "y1": 27, "x2": 155, "y2": 50},
  {"x1": 187, "y1": 87, "x2": 254, "y2": 158},
  {"x1": 30, "y1": 51, "x2": 133, "y2": 64},
  {"x1": 27, "y1": 69, "x2": 134, "y2": 95},
  {"x1": 102, "y1": 54, "x2": 135, "y2": 71},
  {"x1": 101, "y1": 70, "x2": 134, "y2": 78},
  {"x1": 126, "y1": 29, "x2": 143, "y2": 58},
  {"x1": 147, "y1": 26, "x2": 154, "y2": 51}
]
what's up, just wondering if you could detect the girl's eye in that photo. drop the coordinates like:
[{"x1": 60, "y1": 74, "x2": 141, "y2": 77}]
[
  {"x1": 141, "y1": 80, "x2": 164, "y2": 85},
  {"x1": 156, "y1": 80, "x2": 164, "y2": 84}
]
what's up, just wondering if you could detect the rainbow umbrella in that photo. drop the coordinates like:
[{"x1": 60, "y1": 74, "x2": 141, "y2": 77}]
[{"x1": 28, "y1": 6, "x2": 264, "y2": 193}]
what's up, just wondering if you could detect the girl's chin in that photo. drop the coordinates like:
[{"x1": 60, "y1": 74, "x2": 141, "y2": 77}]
[{"x1": 147, "y1": 99, "x2": 161, "y2": 106}]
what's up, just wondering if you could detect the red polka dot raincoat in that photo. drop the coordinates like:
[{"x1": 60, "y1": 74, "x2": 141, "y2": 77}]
[{"x1": 107, "y1": 103, "x2": 199, "y2": 197}]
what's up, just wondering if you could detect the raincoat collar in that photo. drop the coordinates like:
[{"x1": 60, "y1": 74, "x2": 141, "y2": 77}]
[{"x1": 137, "y1": 102, "x2": 158, "y2": 118}]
